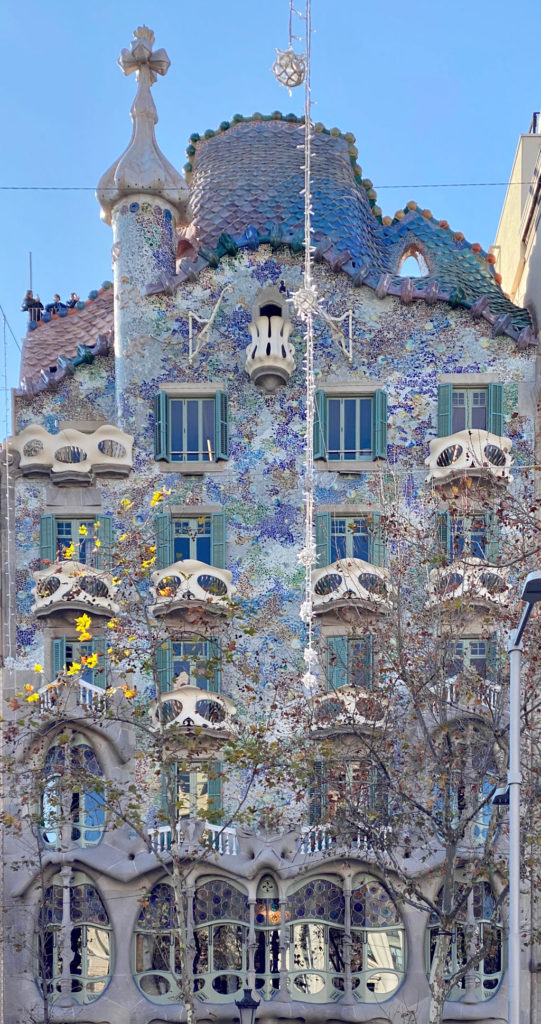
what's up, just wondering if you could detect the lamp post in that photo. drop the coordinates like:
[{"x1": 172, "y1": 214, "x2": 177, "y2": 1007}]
[
  {"x1": 235, "y1": 988, "x2": 260, "y2": 1024},
  {"x1": 508, "y1": 570, "x2": 541, "y2": 1024}
]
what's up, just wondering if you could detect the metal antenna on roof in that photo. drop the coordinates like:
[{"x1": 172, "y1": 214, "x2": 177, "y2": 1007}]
[
  {"x1": 2, "y1": 314, "x2": 14, "y2": 665},
  {"x1": 29, "y1": 252, "x2": 33, "y2": 293}
]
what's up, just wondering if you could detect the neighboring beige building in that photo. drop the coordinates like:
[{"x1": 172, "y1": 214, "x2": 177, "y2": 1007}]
[{"x1": 492, "y1": 112, "x2": 541, "y2": 331}]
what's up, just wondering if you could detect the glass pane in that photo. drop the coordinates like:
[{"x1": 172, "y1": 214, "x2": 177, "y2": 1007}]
[
  {"x1": 330, "y1": 517, "x2": 347, "y2": 561},
  {"x1": 358, "y1": 398, "x2": 372, "y2": 455},
  {"x1": 328, "y1": 399, "x2": 341, "y2": 460},
  {"x1": 213, "y1": 925, "x2": 243, "y2": 971},
  {"x1": 85, "y1": 926, "x2": 110, "y2": 977},
  {"x1": 193, "y1": 929, "x2": 209, "y2": 974},
  {"x1": 350, "y1": 518, "x2": 370, "y2": 561},
  {"x1": 343, "y1": 399, "x2": 357, "y2": 460},
  {"x1": 452, "y1": 391, "x2": 466, "y2": 433},
  {"x1": 186, "y1": 401, "x2": 200, "y2": 461},
  {"x1": 470, "y1": 517, "x2": 486, "y2": 559},
  {"x1": 471, "y1": 390, "x2": 487, "y2": 430},
  {"x1": 170, "y1": 400, "x2": 183, "y2": 461},
  {"x1": 350, "y1": 931, "x2": 364, "y2": 972},
  {"x1": 202, "y1": 399, "x2": 215, "y2": 462}
]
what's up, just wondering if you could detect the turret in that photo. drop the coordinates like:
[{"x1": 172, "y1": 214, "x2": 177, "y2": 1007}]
[{"x1": 96, "y1": 27, "x2": 190, "y2": 426}]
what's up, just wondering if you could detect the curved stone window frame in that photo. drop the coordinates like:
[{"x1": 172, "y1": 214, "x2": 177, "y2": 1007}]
[
  {"x1": 254, "y1": 874, "x2": 283, "y2": 1001},
  {"x1": 287, "y1": 874, "x2": 346, "y2": 1003},
  {"x1": 350, "y1": 872, "x2": 406, "y2": 1003},
  {"x1": 425, "y1": 880, "x2": 504, "y2": 1002},
  {"x1": 193, "y1": 876, "x2": 250, "y2": 1002},
  {"x1": 36, "y1": 870, "x2": 112, "y2": 1005},
  {"x1": 40, "y1": 734, "x2": 106, "y2": 849},
  {"x1": 133, "y1": 882, "x2": 182, "y2": 1003}
]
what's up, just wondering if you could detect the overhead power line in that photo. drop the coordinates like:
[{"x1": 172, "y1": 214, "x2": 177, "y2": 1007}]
[{"x1": 0, "y1": 180, "x2": 539, "y2": 192}]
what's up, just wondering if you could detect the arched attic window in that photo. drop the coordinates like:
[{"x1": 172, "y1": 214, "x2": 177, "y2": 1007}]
[{"x1": 398, "y1": 245, "x2": 429, "y2": 278}]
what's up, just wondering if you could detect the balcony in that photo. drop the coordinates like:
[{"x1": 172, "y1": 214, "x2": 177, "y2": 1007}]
[
  {"x1": 427, "y1": 559, "x2": 509, "y2": 608},
  {"x1": 148, "y1": 820, "x2": 239, "y2": 856},
  {"x1": 38, "y1": 677, "x2": 107, "y2": 713},
  {"x1": 437, "y1": 675, "x2": 501, "y2": 713},
  {"x1": 150, "y1": 559, "x2": 234, "y2": 616},
  {"x1": 425, "y1": 429, "x2": 513, "y2": 485},
  {"x1": 310, "y1": 686, "x2": 387, "y2": 731},
  {"x1": 312, "y1": 559, "x2": 392, "y2": 614},
  {"x1": 298, "y1": 823, "x2": 391, "y2": 857},
  {"x1": 32, "y1": 562, "x2": 119, "y2": 618},
  {"x1": 8, "y1": 424, "x2": 133, "y2": 480},
  {"x1": 245, "y1": 314, "x2": 296, "y2": 392},
  {"x1": 149, "y1": 671, "x2": 236, "y2": 737}
]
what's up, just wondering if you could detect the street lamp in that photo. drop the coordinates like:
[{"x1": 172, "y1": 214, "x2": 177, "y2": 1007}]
[
  {"x1": 235, "y1": 988, "x2": 260, "y2": 1024},
  {"x1": 508, "y1": 570, "x2": 541, "y2": 1024}
]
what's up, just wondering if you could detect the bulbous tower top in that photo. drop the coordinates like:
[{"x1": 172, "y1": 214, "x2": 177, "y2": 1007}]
[{"x1": 96, "y1": 26, "x2": 190, "y2": 225}]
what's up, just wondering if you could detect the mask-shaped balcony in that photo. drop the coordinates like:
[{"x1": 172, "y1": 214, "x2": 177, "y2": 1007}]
[
  {"x1": 245, "y1": 314, "x2": 296, "y2": 392},
  {"x1": 150, "y1": 560, "x2": 234, "y2": 617},
  {"x1": 427, "y1": 559, "x2": 509, "y2": 608},
  {"x1": 8, "y1": 424, "x2": 133, "y2": 480},
  {"x1": 425, "y1": 430, "x2": 513, "y2": 485},
  {"x1": 149, "y1": 671, "x2": 236, "y2": 738},
  {"x1": 32, "y1": 562, "x2": 119, "y2": 618},
  {"x1": 312, "y1": 559, "x2": 392, "y2": 614},
  {"x1": 310, "y1": 686, "x2": 387, "y2": 732}
]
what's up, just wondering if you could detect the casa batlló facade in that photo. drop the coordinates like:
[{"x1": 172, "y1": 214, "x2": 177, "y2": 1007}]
[{"x1": 2, "y1": 25, "x2": 540, "y2": 1024}]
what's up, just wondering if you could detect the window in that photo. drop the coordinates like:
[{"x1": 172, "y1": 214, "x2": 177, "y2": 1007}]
[
  {"x1": 154, "y1": 391, "x2": 229, "y2": 463},
  {"x1": 40, "y1": 736, "x2": 106, "y2": 848},
  {"x1": 426, "y1": 882, "x2": 503, "y2": 1001},
  {"x1": 310, "y1": 760, "x2": 388, "y2": 827},
  {"x1": 314, "y1": 390, "x2": 387, "y2": 462},
  {"x1": 194, "y1": 878, "x2": 249, "y2": 1000},
  {"x1": 175, "y1": 761, "x2": 222, "y2": 820},
  {"x1": 255, "y1": 875, "x2": 282, "y2": 1000},
  {"x1": 155, "y1": 638, "x2": 221, "y2": 693},
  {"x1": 155, "y1": 512, "x2": 225, "y2": 569},
  {"x1": 438, "y1": 511, "x2": 498, "y2": 563},
  {"x1": 40, "y1": 515, "x2": 112, "y2": 568},
  {"x1": 52, "y1": 636, "x2": 108, "y2": 688},
  {"x1": 327, "y1": 636, "x2": 373, "y2": 691},
  {"x1": 37, "y1": 871, "x2": 112, "y2": 1004},
  {"x1": 316, "y1": 512, "x2": 385, "y2": 567},
  {"x1": 449, "y1": 638, "x2": 497, "y2": 680},
  {"x1": 437, "y1": 383, "x2": 504, "y2": 437},
  {"x1": 349, "y1": 873, "x2": 405, "y2": 1002},
  {"x1": 134, "y1": 883, "x2": 182, "y2": 1002}
]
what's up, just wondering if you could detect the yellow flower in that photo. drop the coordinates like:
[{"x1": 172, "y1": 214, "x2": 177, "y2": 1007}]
[
  {"x1": 127, "y1": 635, "x2": 136, "y2": 642},
  {"x1": 119, "y1": 534, "x2": 128, "y2": 542},
  {"x1": 76, "y1": 613, "x2": 92, "y2": 631},
  {"x1": 85, "y1": 653, "x2": 98, "y2": 668},
  {"x1": 64, "y1": 543, "x2": 75, "y2": 559},
  {"x1": 67, "y1": 662, "x2": 81, "y2": 676},
  {"x1": 79, "y1": 632, "x2": 92, "y2": 642},
  {"x1": 150, "y1": 491, "x2": 164, "y2": 507},
  {"x1": 24, "y1": 683, "x2": 34, "y2": 693},
  {"x1": 78, "y1": 524, "x2": 88, "y2": 536},
  {"x1": 107, "y1": 617, "x2": 119, "y2": 629},
  {"x1": 26, "y1": 692, "x2": 40, "y2": 703},
  {"x1": 149, "y1": 545, "x2": 156, "y2": 552},
  {"x1": 141, "y1": 557, "x2": 156, "y2": 568},
  {"x1": 95, "y1": 539, "x2": 101, "y2": 548},
  {"x1": 33, "y1": 663, "x2": 43, "y2": 674},
  {"x1": 121, "y1": 498, "x2": 132, "y2": 510},
  {"x1": 112, "y1": 577, "x2": 121, "y2": 586}
]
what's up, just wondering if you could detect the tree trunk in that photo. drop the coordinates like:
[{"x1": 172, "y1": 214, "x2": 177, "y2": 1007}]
[{"x1": 427, "y1": 930, "x2": 451, "y2": 1024}]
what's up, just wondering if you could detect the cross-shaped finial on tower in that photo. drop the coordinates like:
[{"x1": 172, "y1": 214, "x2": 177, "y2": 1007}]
[{"x1": 118, "y1": 26, "x2": 171, "y2": 85}]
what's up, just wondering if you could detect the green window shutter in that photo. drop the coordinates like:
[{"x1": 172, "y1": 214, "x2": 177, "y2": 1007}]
[
  {"x1": 437, "y1": 511, "x2": 450, "y2": 559},
  {"x1": 327, "y1": 636, "x2": 348, "y2": 691},
  {"x1": 52, "y1": 637, "x2": 66, "y2": 677},
  {"x1": 485, "y1": 512, "x2": 499, "y2": 563},
  {"x1": 309, "y1": 760, "x2": 327, "y2": 824},
  {"x1": 363, "y1": 634, "x2": 374, "y2": 690},
  {"x1": 40, "y1": 515, "x2": 56, "y2": 564},
  {"x1": 155, "y1": 640, "x2": 172, "y2": 694},
  {"x1": 437, "y1": 383, "x2": 453, "y2": 437},
  {"x1": 96, "y1": 515, "x2": 113, "y2": 570},
  {"x1": 154, "y1": 390, "x2": 170, "y2": 461},
  {"x1": 487, "y1": 635, "x2": 499, "y2": 682},
  {"x1": 373, "y1": 390, "x2": 388, "y2": 460},
  {"x1": 370, "y1": 512, "x2": 386, "y2": 567},
  {"x1": 313, "y1": 390, "x2": 328, "y2": 460},
  {"x1": 315, "y1": 512, "x2": 331, "y2": 567},
  {"x1": 92, "y1": 637, "x2": 108, "y2": 689},
  {"x1": 488, "y1": 383, "x2": 504, "y2": 436},
  {"x1": 155, "y1": 513, "x2": 172, "y2": 569},
  {"x1": 208, "y1": 761, "x2": 223, "y2": 818},
  {"x1": 210, "y1": 512, "x2": 226, "y2": 569},
  {"x1": 214, "y1": 392, "x2": 229, "y2": 461},
  {"x1": 207, "y1": 639, "x2": 221, "y2": 693}
]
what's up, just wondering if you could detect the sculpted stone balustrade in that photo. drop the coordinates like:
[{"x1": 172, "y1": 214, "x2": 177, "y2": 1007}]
[
  {"x1": 427, "y1": 559, "x2": 509, "y2": 608},
  {"x1": 312, "y1": 558, "x2": 392, "y2": 613},
  {"x1": 310, "y1": 685, "x2": 387, "y2": 731},
  {"x1": 32, "y1": 562, "x2": 119, "y2": 618},
  {"x1": 8, "y1": 424, "x2": 133, "y2": 480},
  {"x1": 425, "y1": 429, "x2": 513, "y2": 485},
  {"x1": 245, "y1": 314, "x2": 296, "y2": 392},
  {"x1": 150, "y1": 559, "x2": 234, "y2": 616}
]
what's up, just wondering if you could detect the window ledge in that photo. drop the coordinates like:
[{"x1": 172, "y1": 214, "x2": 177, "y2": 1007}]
[
  {"x1": 155, "y1": 460, "x2": 227, "y2": 475},
  {"x1": 315, "y1": 459, "x2": 385, "y2": 474}
]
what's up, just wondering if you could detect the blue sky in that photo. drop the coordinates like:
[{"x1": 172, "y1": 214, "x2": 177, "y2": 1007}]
[{"x1": 1, "y1": 0, "x2": 540, "y2": 423}]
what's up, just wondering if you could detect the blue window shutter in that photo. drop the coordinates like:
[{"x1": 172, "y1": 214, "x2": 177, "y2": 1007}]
[
  {"x1": 40, "y1": 515, "x2": 56, "y2": 564},
  {"x1": 485, "y1": 512, "x2": 499, "y2": 563},
  {"x1": 327, "y1": 637, "x2": 348, "y2": 691},
  {"x1": 210, "y1": 512, "x2": 226, "y2": 569},
  {"x1": 437, "y1": 383, "x2": 453, "y2": 437},
  {"x1": 154, "y1": 391, "x2": 169, "y2": 461},
  {"x1": 208, "y1": 761, "x2": 223, "y2": 818},
  {"x1": 309, "y1": 760, "x2": 327, "y2": 824},
  {"x1": 92, "y1": 637, "x2": 108, "y2": 689},
  {"x1": 52, "y1": 637, "x2": 66, "y2": 677},
  {"x1": 155, "y1": 640, "x2": 172, "y2": 694},
  {"x1": 487, "y1": 635, "x2": 498, "y2": 682},
  {"x1": 314, "y1": 390, "x2": 328, "y2": 460},
  {"x1": 373, "y1": 390, "x2": 388, "y2": 459},
  {"x1": 370, "y1": 513, "x2": 385, "y2": 567},
  {"x1": 315, "y1": 512, "x2": 331, "y2": 567},
  {"x1": 96, "y1": 515, "x2": 113, "y2": 570},
  {"x1": 155, "y1": 513, "x2": 172, "y2": 569},
  {"x1": 437, "y1": 511, "x2": 450, "y2": 559},
  {"x1": 363, "y1": 634, "x2": 374, "y2": 690},
  {"x1": 207, "y1": 639, "x2": 221, "y2": 693},
  {"x1": 214, "y1": 392, "x2": 229, "y2": 461},
  {"x1": 488, "y1": 383, "x2": 504, "y2": 436}
]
